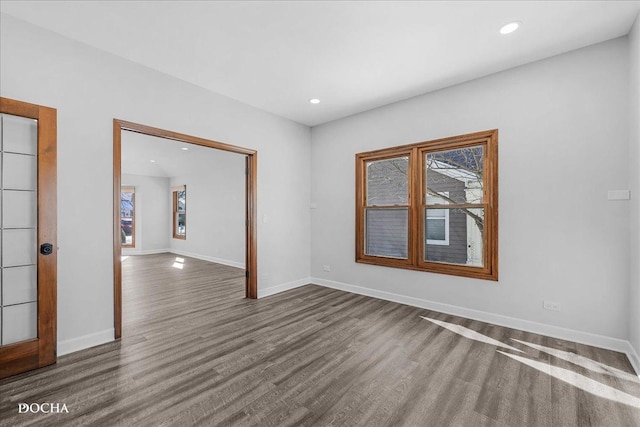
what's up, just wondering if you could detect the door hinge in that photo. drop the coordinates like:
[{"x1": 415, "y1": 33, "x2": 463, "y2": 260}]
[
  {"x1": 245, "y1": 167, "x2": 249, "y2": 175},
  {"x1": 245, "y1": 270, "x2": 249, "y2": 278}
]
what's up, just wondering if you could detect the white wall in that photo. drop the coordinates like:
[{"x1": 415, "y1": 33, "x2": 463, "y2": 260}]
[
  {"x1": 311, "y1": 38, "x2": 630, "y2": 342},
  {"x1": 169, "y1": 150, "x2": 245, "y2": 268},
  {"x1": 0, "y1": 14, "x2": 311, "y2": 353},
  {"x1": 629, "y1": 15, "x2": 640, "y2": 363},
  {"x1": 121, "y1": 174, "x2": 170, "y2": 254}
]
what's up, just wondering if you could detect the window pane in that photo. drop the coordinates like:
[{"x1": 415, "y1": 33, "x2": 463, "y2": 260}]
[
  {"x1": 121, "y1": 191, "x2": 134, "y2": 217},
  {"x1": 426, "y1": 146, "x2": 483, "y2": 204},
  {"x1": 366, "y1": 156, "x2": 408, "y2": 206},
  {"x1": 121, "y1": 190, "x2": 134, "y2": 246},
  {"x1": 425, "y1": 208, "x2": 484, "y2": 267},
  {"x1": 176, "y1": 213, "x2": 186, "y2": 236},
  {"x1": 177, "y1": 190, "x2": 186, "y2": 213},
  {"x1": 426, "y1": 218, "x2": 446, "y2": 240},
  {"x1": 366, "y1": 208, "x2": 408, "y2": 259}
]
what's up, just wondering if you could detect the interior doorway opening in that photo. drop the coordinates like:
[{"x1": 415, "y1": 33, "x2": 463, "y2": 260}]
[{"x1": 113, "y1": 120, "x2": 257, "y2": 339}]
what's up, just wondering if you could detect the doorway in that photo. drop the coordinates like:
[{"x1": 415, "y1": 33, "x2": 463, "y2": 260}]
[
  {"x1": 113, "y1": 120, "x2": 257, "y2": 339},
  {"x1": 0, "y1": 97, "x2": 57, "y2": 379}
]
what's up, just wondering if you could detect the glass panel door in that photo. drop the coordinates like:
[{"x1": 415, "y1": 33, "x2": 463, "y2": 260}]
[
  {"x1": 0, "y1": 97, "x2": 57, "y2": 380},
  {"x1": 1, "y1": 114, "x2": 39, "y2": 345}
]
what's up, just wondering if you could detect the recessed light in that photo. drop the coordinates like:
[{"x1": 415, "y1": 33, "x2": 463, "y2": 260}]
[
  {"x1": 150, "y1": 160, "x2": 156, "y2": 163},
  {"x1": 309, "y1": 98, "x2": 320, "y2": 104},
  {"x1": 181, "y1": 147, "x2": 189, "y2": 151},
  {"x1": 500, "y1": 22, "x2": 520, "y2": 35}
]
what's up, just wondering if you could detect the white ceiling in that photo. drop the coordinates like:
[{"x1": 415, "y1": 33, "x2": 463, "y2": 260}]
[
  {"x1": 2, "y1": 1, "x2": 639, "y2": 126},
  {"x1": 121, "y1": 131, "x2": 243, "y2": 178}
]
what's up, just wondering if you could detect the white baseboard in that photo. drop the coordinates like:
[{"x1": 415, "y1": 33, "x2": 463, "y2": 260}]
[
  {"x1": 57, "y1": 328, "x2": 114, "y2": 356},
  {"x1": 626, "y1": 341, "x2": 640, "y2": 377},
  {"x1": 311, "y1": 277, "x2": 637, "y2": 367},
  {"x1": 169, "y1": 249, "x2": 245, "y2": 269},
  {"x1": 258, "y1": 277, "x2": 311, "y2": 298},
  {"x1": 123, "y1": 248, "x2": 171, "y2": 256}
]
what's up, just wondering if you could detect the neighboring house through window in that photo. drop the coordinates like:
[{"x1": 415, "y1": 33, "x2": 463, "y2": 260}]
[
  {"x1": 425, "y1": 193, "x2": 449, "y2": 246},
  {"x1": 356, "y1": 129, "x2": 498, "y2": 280}
]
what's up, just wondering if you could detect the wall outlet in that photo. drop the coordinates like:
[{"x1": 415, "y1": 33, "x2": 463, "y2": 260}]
[
  {"x1": 543, "y1": 300, "x2": 561, "y2": 311},
  {"x1": 322, "y1": 265, "x2": 331, "y2": 272}
]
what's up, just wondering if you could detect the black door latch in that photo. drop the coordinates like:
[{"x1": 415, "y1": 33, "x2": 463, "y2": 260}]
[{"x1": 40, "y1": 243, "x2": 53, "y2": 255}]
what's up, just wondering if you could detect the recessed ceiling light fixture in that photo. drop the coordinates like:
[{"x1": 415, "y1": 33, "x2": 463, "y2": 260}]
[
  {"x1": 500, "y1": 22, "x2": 520, "y2": 35},
  {"x1": 181, "y1": 147, "x2": 189, "y2": 151},
  {"x1": 309, "y1": 98, "x2": 320, "y2": 104},
  {"x1": 150, "y1": 159, "x2": 156, "y2": 163}
]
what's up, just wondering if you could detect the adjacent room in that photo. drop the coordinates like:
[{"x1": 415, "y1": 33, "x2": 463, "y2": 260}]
[
  {"x1": 119, "y1": 131, "x2": 247, "y2": 335},
  {"x1": 0, "y1": 1, "x2": 639, "y2": 426}
]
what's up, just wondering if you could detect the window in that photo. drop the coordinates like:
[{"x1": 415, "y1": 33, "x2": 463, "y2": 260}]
[
  {"x1": 120, "y1": 186, "x2": 135, "y2": 248},
  {"x1": 426, "y1": 193, "x2": 449, "y2": 246},
  {"x1": 172, "y1": 185, "x2": 186, "y2": 240},
  {"x1": 356, "y1": 130, "x2": 498, "y2": 280}
]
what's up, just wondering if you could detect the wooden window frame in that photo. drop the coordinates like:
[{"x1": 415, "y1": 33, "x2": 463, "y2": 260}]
[
  {"x1": 356, "y1": 129, "x2": 498, "y2": 281},
  {"x1": 121, "y1": 186, "x2": 135, "y2": 248},
  {"x1": 172, "y1": 186, "x2": 186, "y2": 240}
]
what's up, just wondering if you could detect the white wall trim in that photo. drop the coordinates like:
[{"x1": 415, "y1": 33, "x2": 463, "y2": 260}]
[
  {"x1": 258, "y1": 277, "x2": 311, "y2": 298},
  {"x1": 169, "y1": 249, "x2": 245, "y2": 269},
  {"x1": 57, "y1": 329, "x2": 114, "y2": 356},
  {"x1": 311, "y1": 277, "x2": 636, "y2": 360},
  {"x1": 626, "y1": 341, "x2": 640, "y2": 377},
  {"x1": 122, "y1": 248, "x2": 171, "y2": 256}
]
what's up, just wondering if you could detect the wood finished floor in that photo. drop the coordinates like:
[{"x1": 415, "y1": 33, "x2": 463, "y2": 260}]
[{"x1": 1, "y1": 253, "x2": 639, "y2": 426}]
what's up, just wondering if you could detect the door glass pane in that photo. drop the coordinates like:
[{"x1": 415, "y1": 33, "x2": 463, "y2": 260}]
[
  {"x1": 2, "y1": 115, "x2": 37, "y2": 155},
  {"x1": 425, "y1": 208, "x2": 484, "y2": 267},
  {"x1": 366, "y1": 156, "x2": 408, "y2": 206},
  {"x1": 2, "y1": 228, "x2": 37, "y2": 267},
  {"x1": 425, "y1": 146, "x2": 483, "y2": 204},
  {"x1": 365, "y1": 208, "x2": 408, "y2": 259},
  {"x1": 1, "y1": 114, "x2": 39, "y2": 346},
  {"x1": 2, "y1": 302, "x2": 37, "y2": 345},
  {"x1": 3, "y1": 190, "x2": 37, "y2": 229},
  {"x1": 2, "y1": 266, "x2": 37, "y2": 306},
  {"x1": 3, "y1": 153, "x2": 37, "y2": 190}
]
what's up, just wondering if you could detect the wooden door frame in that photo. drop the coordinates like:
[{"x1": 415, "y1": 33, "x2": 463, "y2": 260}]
[
  {"x1": 113, "y1": 120, "x2": 257, "y2": 339},
  {"x1": 0, "y1": 97, "x2": 57, "y2": 378}
]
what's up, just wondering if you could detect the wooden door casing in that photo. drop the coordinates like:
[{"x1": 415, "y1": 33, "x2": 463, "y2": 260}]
[
  {"x1": 113, "y1": 120, "x2": 257, "y2": 340},
  {"x1": 0, "y1": 97, "x2": 57, "y2": 379}
]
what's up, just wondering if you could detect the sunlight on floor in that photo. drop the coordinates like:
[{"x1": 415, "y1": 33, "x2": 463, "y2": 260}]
[
  {"x1": 421, "y1": 316, "x2": 523, "y2": 352},
  {"x1": 172, "y1": 257, "x2": 185, "y2": 269},
  {"x1": 497, "y1": 350, "x2": 640, "y2": 408},
  {"x1": 422, "y1": 315, "x2": 640, "y2": 409},
  {"x1": 511, "y1": 338, "x2": 640, "y2": 383}
]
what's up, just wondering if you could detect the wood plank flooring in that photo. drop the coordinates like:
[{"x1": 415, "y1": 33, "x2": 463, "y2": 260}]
[{"x1": 1, "y1": 253, "x2": 639, "y2": 426}]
